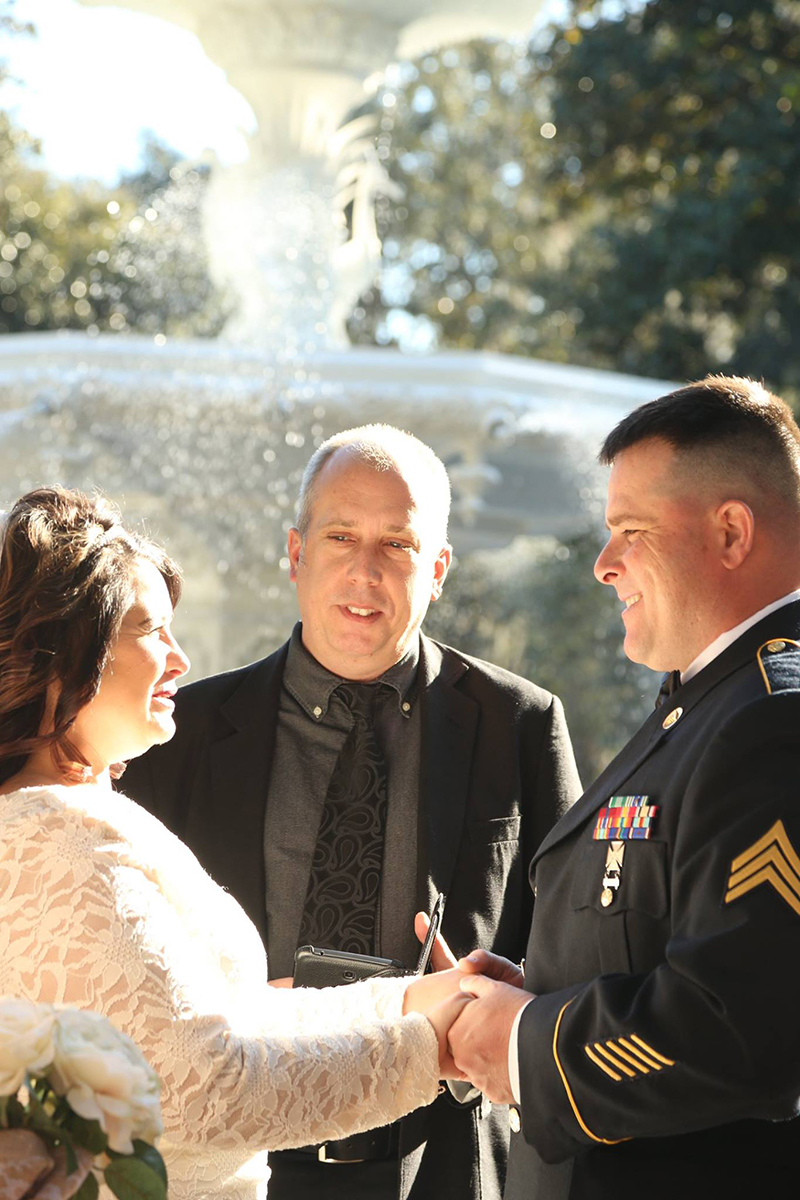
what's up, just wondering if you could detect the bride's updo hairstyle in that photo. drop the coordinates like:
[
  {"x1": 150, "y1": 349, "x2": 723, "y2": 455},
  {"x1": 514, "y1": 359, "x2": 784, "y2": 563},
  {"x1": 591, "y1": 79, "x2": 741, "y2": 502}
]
[{"x1": 0, "y1": 486, "x2": 181, "y2": 785}]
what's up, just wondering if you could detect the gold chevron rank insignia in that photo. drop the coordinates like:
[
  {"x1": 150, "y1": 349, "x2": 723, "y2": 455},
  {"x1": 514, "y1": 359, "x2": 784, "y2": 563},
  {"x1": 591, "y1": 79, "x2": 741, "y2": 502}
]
[{"x1": 724, "y1": 820, "x2": 800, "y2": 917}]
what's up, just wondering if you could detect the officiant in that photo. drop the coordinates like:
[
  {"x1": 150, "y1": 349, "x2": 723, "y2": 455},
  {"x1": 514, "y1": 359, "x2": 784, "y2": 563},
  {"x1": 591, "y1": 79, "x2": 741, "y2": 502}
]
[{"x1": 123, "y1": 423, "x2": 581, "y2": 1200}]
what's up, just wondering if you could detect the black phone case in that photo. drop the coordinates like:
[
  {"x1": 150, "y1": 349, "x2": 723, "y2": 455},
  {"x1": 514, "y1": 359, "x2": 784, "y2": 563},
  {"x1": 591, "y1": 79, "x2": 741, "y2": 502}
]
[
  {"x1": 292, "y1": 893, "x2": 445, "y2": 989},
  {"x1": 293, "y1": 946, "x2": 408, "y2": 988}
]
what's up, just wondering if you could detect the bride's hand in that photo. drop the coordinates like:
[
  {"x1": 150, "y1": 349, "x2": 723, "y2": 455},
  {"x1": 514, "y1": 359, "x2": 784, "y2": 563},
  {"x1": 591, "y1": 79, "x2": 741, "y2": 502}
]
[
  {"x1": 402, "y1": 966, "x2": 464, "y2": 1017},
  {"x1": 425, "y1": 991, "x2": 473, "y2": 1079}
]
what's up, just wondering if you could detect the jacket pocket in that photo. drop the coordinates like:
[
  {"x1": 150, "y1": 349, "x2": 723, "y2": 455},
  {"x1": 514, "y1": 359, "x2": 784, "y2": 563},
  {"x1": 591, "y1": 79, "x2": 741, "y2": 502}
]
[
  {"x1": 468, "y1": 815, "x2": 521, "y2": 845},
  {"x1": 570, "y1": 839, "x2": 669, "y2": 974},
  {"x1": 570, "y1": 838, "x2": 668, "y2": 918}
]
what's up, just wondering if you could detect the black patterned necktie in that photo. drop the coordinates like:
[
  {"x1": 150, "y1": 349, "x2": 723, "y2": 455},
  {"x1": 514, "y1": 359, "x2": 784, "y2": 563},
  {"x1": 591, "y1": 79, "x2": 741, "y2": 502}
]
[
  {"x1": 297, "y1": 682, "x2": 388, "y2": 956},
  {"x1": 654, "y1": 669, "x2": 681, "y2": 708}
]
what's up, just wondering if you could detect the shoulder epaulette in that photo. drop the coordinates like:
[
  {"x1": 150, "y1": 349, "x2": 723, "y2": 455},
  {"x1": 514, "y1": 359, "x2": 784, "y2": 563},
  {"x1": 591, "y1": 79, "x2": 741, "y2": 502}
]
[{"x1": 756, "y1": 639, "x2": 800, "y2": 695}]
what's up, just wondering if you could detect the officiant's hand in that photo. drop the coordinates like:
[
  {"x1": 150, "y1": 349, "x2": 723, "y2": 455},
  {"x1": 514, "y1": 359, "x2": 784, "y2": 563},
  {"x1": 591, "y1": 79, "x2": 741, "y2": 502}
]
[
  {"x1": 457, "y1": 949, "x2": 525, "y2": 988},
  {"x1": 413, "y1": 914, "x2": 525, "y2": 988},
  {"x1": 414, "y1": 910, "x2": 457, "y2": 970},
  {"x1": 446, "y1": 975, "x2": 534, "y2": 1103}
]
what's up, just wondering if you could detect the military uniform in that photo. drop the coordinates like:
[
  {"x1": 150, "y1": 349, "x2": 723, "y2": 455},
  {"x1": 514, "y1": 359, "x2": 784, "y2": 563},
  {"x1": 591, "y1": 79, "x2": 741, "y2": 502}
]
[{"x1": 505, "y1": 601, "x2": 800, "y2": 1200}]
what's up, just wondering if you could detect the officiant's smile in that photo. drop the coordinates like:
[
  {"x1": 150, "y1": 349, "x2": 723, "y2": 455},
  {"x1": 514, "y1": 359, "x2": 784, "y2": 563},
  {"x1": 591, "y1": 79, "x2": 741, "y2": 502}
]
[{"x1": 287, "y1": 445, "x2": 452, "y2": 681}]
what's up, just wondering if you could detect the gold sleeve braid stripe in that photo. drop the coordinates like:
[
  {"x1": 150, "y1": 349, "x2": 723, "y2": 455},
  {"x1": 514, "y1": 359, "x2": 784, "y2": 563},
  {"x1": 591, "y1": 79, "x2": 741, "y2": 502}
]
[
  {"x1": 553, "y1": 1001, "x2": 629, "y2": 1144},
  {"x1": 584, "y1": 1033, "x2": 676, "y2": 1083},
  {"x1": 724, "y1": 819, "x2": 800, "y2": 917}
]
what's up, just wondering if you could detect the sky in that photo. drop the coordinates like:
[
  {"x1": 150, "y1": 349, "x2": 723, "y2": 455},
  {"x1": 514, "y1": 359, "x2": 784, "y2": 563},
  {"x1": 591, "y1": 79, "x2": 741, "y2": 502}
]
[{"x1": 1, "y1": 0, "x2": 569, "y2": 183}]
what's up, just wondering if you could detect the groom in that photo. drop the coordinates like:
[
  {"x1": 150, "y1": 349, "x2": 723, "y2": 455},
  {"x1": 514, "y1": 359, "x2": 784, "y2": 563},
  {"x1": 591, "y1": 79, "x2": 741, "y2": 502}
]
[
  {"x1": 123, "y1": 424, "x2": 580, "y2": 1200},
  {"x1": 447, "y1": 375, "x2": 800, "y2": 1198}
]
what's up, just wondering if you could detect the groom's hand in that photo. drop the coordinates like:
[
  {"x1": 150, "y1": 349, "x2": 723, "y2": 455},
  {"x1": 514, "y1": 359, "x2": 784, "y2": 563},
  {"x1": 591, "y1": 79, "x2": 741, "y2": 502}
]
[{"x1": 446, "y1": 975, "x2": 534, "y2": 1103}]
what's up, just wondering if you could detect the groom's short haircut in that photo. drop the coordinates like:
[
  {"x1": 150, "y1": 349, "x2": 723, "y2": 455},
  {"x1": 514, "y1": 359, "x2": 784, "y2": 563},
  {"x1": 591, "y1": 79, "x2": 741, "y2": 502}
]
[
  {"x1": 295, "y1": 424, "x2": 452, "y2": 545},
  {"x1": 599, "y1": 374, "x2": 800, "y2": 530}
]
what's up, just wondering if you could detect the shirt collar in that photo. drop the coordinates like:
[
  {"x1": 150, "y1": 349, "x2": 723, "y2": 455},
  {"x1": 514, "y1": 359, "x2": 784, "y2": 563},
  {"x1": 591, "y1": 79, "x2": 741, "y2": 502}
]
[
  {"x1": 283, "y1": 622, "x2": 420, "y2": 720},
  {"x1": 681, "y1": 589, "x2": 800, "y2": 685}
]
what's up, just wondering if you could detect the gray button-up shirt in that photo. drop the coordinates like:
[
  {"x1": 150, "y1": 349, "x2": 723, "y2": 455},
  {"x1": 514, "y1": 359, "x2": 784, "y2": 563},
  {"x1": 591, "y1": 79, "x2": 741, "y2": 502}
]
[{"x1": 263, "y1": 623, "x2": 422, "y2": 978}]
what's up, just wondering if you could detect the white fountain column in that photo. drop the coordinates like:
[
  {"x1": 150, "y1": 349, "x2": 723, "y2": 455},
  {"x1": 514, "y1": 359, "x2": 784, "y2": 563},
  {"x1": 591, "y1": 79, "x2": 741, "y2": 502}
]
[{"x1": 79, "y1": 0, "x2": 546, "y2": 352}]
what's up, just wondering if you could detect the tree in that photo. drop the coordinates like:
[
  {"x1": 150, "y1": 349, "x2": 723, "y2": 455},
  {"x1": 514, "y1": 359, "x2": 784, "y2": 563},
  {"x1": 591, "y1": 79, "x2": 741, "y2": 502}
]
[
  {"x1": 350, "y1": 1, "x2": 800, "y2": 404},
  {"x1": 532, "y1": 0, "x2": 800, "y2": 396},
  {"x1": 424, "y1": 529, "x2": 656, "y2": 784},
  {"x1": 0, "y1": 0, "x2": 221, "y2": 340},
  {"x1": 347, "y1": 41, "x2": 563, "y2": 357}
]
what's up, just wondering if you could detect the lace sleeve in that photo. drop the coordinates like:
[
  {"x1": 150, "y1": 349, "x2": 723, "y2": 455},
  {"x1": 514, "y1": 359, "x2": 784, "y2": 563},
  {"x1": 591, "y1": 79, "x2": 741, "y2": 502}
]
[{"x1": 0, "y1": 790, "x2": 440, "y2": 1158}]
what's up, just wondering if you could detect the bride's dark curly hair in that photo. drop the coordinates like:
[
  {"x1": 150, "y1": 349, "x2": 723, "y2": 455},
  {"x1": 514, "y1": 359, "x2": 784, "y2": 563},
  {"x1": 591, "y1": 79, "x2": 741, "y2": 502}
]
[{"x1": 0, "y1": 486, "x2": 182, "y2": 785}]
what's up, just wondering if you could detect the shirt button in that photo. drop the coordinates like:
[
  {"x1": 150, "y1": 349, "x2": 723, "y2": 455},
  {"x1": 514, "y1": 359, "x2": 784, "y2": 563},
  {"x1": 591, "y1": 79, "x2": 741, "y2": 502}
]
[
  {"x1": 313, "y1": 706, "x2": 322, "y2": 718},
  {"x1": 402, "y1": 701, "x2": 411, "y2": 713},
  {"x1": 509, "y1": 1107, "x2": 521, "y2": 1133}
]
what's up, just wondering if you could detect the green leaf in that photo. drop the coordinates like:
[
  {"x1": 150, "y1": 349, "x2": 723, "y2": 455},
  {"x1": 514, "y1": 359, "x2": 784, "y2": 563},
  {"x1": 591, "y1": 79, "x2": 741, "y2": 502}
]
[
  {"x1": 104, "y1": 1157, "x2": 167, "y2": 1200},
  {"x1": 73, "y1": 1174, "x2": 100, "y2": 1200},
  {"x1": 66, "y1": 1113, "x2": 108, "y2": 1155},
  {"x1": 25, "y1": 1089, "x2": 69, "y2": 1142},
  {"x1": 131, "y1": 1140, "x2": 168, "y2": 1187},
  {"x1": 63, "y1": 1138, "x2": 78, "y2": 1177}
]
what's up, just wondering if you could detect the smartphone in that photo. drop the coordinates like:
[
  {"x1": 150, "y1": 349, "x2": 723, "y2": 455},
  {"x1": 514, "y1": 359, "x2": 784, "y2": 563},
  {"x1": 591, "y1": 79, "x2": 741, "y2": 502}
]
[{"x1": 292, "y1": 893, "x2": 446, "y2": 988}]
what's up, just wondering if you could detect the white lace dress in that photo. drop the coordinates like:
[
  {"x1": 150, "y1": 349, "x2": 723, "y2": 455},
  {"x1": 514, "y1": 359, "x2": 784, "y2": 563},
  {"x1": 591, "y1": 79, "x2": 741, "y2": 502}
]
[{"x1": 0, "y1": 785, "x2": 439, "y2": 1199}]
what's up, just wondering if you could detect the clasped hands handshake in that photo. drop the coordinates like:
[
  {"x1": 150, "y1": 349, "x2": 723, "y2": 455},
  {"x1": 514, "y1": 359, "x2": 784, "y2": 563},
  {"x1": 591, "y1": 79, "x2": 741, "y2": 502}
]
[{"x1": 402, "y1": 913, "x2": 532, "y2": 1105}]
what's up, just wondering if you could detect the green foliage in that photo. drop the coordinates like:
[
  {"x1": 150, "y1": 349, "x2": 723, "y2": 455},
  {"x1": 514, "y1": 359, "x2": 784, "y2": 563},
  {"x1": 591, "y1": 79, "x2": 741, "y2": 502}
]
[
  {"x1": 350, "y1": 0, "x2": 800, "y2": 405},
  {"x1": 0, "y1": 123, "x2": 223, "y2": 336},
  {"x1": 1, "y1": 1072, "x2": 167, "y2": 1200},
  {"x1": 532, "y1": 0, "x2": 800, "y2": 396},
  {"x1": 0, "y1": 1, "x2": 222, "y2": 340},
  {"x1": 424, "y1": 528, "x2": 657, "y2": 783},
  {"x1": 104, "y1": 1155, "x2": 167, "y2": 1200},
  {"x1": 73, "y1": 1174, "x2": 100, "y2": 1200},
  {"x1": 348, "y1": 41, "x2": 560, "y2": 356}
]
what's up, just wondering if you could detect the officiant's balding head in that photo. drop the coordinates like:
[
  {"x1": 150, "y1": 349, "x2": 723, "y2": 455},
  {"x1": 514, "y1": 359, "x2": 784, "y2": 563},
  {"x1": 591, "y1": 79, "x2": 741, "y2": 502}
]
[{"x1": 287, "y1": 426, "x2": 453, "y2": 681}]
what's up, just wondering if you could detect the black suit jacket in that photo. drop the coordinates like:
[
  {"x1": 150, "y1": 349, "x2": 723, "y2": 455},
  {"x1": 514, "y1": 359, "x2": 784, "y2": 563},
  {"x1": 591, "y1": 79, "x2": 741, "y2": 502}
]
[
  {"x1": 505, "y1": 602, "x2": 800, "y2": 1200},
  {"x1": 123, "y1": 632, "x2": 581, "y2": 1200}
]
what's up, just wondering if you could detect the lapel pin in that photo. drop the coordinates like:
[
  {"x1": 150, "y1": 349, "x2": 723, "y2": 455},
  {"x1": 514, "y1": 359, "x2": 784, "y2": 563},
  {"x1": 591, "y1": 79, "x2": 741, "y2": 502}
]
[{"x1": 662, "y1": 706, "x2": 683, "y2": 730}]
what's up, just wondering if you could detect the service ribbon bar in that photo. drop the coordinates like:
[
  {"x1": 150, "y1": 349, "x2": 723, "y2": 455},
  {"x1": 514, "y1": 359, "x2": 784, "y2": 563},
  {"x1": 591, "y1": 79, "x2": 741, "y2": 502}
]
[{"x1": 593, "y1": 795, "x2": 659, "y2": 841}]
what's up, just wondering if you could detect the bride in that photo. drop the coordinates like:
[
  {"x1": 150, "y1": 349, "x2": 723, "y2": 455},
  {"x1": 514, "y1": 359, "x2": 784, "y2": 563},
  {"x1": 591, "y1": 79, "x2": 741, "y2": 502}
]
[{"x1": 0, "y1": 487, "x2": 473, "y2": 1199}]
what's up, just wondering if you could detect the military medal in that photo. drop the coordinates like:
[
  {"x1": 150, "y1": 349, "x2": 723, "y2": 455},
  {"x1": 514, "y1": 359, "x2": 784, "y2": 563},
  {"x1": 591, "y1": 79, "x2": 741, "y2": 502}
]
[
  {"x1": 601, "y1": 841, "x2": 625, "y2": 907},
  {"x1": 594, "y1": 796, "x2": 658, "y2": 907}
]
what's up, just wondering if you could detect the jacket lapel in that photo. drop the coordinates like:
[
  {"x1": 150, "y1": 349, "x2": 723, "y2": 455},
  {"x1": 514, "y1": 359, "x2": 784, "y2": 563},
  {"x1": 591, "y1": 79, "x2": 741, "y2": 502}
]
[
  {"x1": 531, "y1": 601, "x2": 800, "y2": 867},
  {"x1": 186, "y1": 643, "x2": 288, "y2": 941},
  {"x1": 416, "y1": 636, "x2": 478, "y2": 914}
]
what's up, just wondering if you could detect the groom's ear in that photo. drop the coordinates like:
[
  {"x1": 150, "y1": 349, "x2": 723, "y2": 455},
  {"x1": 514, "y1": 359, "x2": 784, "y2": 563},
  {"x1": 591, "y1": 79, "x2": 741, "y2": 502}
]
[{"x1": 287, "y1": 527, "x2": 303, "y2": 582}]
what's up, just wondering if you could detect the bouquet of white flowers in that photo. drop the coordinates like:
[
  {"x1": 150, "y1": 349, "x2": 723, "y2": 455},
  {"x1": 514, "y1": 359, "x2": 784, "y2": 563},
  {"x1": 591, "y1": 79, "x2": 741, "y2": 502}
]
[{"x1": 0, "y1": 997, "x2": 167, "y2": 1200}]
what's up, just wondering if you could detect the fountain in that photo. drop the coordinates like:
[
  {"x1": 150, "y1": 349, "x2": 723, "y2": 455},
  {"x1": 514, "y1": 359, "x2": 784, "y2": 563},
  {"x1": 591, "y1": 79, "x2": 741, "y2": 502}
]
[{"x1": 0, "y1": 0, "x2": 671, "y2": 679}]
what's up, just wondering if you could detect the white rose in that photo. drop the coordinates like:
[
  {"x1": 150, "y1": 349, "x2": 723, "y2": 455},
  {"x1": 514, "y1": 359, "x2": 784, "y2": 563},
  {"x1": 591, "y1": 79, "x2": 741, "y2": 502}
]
[
  {"x1": 49, "y1": 1010, "x2": 163, "y2": 1155},
  {"x1": 0, "y1": 997, "x2": 56, "y2": 1095}
]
